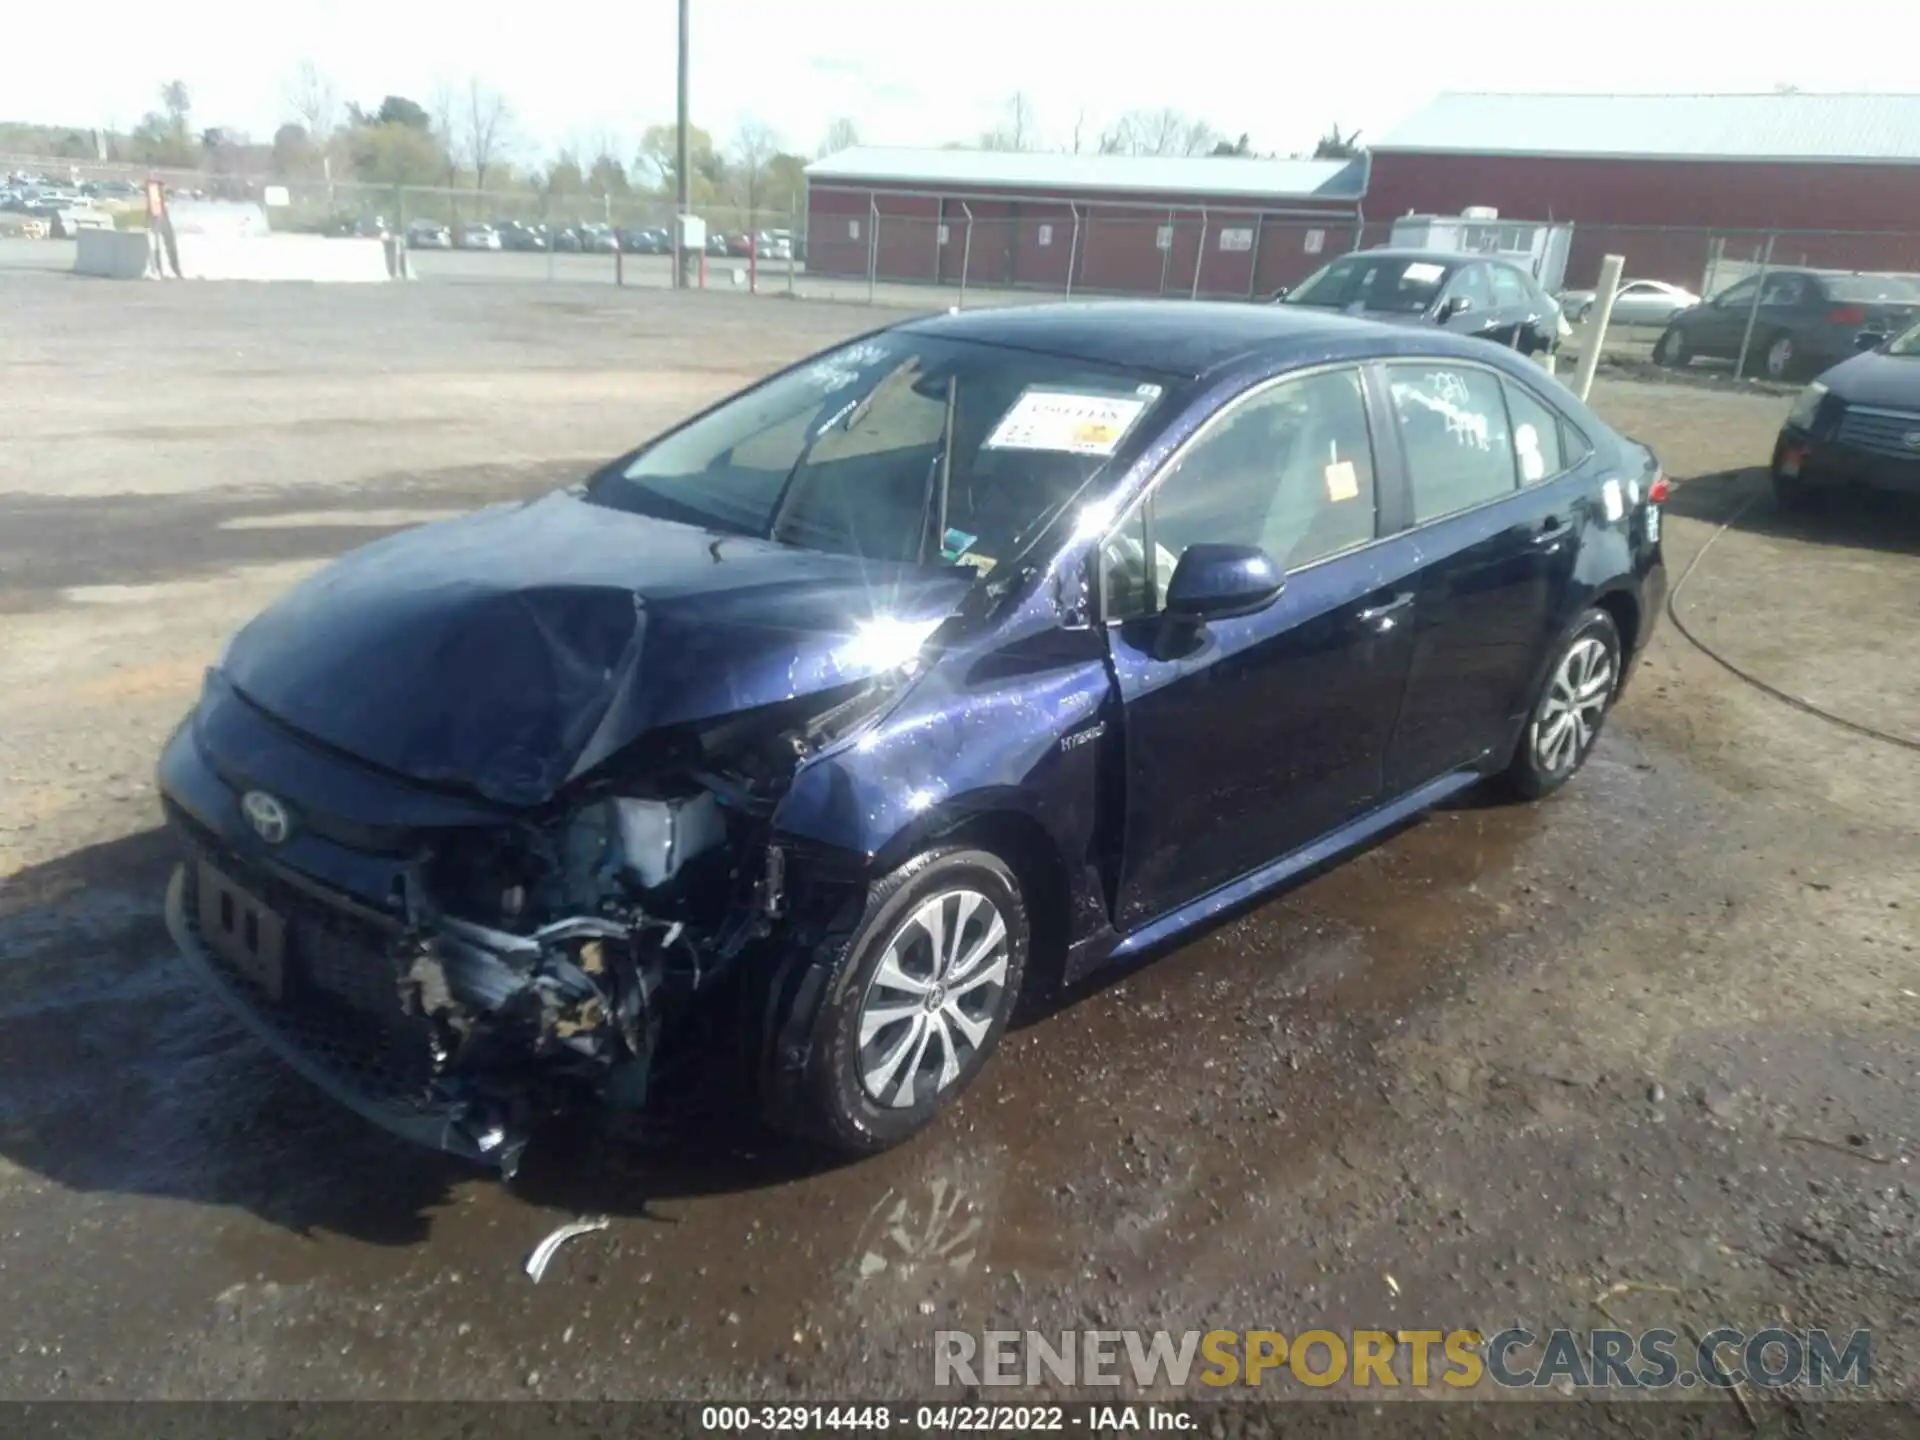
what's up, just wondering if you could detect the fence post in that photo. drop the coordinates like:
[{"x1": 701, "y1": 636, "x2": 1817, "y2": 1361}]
[
  {"x1": 1158, "y1": 209, "x2": 1174, "y2": 296},
  {"x1": 788, "y1": 207, "x2": 797, "y2": 294},
  {"x1": 1065, "y1": 203, "x2": 1081, "y2": 299},
  {"x1": 1572, "y1": 254, "x2": 1624, "y2": 403},
  {"x1": 1246, "y1": 213, "x2": 1266, "y2": 300},
  {"x1": 958, "y1": 201, "x2": 973, "y2": 310},
  {"x1": 867, "y1": 197, "x2": 879, "y2": 304},
  {"x1": 1190, "y1": 209, "x2": 1208, "y2": 300},
  {"x1": 1734, "y1": 233, "x2": 1776, "y2": 379}
]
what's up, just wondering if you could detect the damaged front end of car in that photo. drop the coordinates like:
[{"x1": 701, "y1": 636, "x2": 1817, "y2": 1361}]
[{"x1": 162, "y1": 662, "x2": 915, "y2": 1177}]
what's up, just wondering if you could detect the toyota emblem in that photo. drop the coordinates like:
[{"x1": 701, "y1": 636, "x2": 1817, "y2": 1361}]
[{"x1": 240, "y1": 790, "x2": 292, "y2": 845}]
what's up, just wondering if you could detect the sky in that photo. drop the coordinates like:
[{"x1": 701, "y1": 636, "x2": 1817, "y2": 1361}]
[{"x1": 8, "y1": 0, "x2": 1920, "y2": 163}]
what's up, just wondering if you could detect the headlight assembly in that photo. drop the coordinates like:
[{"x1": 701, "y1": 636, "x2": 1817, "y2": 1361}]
[{"x1": 1786, "y1": 382, "x2": 1827, "y2": 431}]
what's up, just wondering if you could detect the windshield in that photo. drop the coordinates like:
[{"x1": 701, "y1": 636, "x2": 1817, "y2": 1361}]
[
  {"x1": 589, "y1": 335, "x2": 1176, "y2": 572},
  {"x1": 1286, "y1": 255, "x2": 1454, "y2": 314},
  {"x1": 1885, "y1": 319, "x2": 1920, "y2": 356}
]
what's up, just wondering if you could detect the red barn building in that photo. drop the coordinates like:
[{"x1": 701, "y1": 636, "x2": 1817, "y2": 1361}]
[
  {"x1": 803, "y1": 148, "x2": 1366, "y2": 299},
  {"x1": 1366, "y1": 92, "x2": 1920, "y2": 290}
]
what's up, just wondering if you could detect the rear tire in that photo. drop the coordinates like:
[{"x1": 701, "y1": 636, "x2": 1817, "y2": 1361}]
[
  {"x1": 770, "y1": 846, "x2": 1028, "y2": 1156},
  {"x1": 1761, "y1": 330, "x2": 1800, "y2": 381},
  {"x1": 1504, "y1": 609, "x2": 1623, "y2": 801}
]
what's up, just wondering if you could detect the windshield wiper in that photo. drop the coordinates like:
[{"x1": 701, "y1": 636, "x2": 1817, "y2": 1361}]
[
  {"x1": 767, "y1": 360, "x2": 919, "y2": 547},
  {"x1": 917, "y1": 374, "x2": 958, "y2": 566}
]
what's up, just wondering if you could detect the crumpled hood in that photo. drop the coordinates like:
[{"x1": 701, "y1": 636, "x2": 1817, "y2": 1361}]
[{"x1": 220, "y1": 490, "x2": 973, "y2": 805}]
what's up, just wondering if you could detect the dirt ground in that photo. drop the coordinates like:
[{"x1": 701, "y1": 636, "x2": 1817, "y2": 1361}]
[{"x1": 0, "y1": 271, "x2": 1915, "y2": 1415}]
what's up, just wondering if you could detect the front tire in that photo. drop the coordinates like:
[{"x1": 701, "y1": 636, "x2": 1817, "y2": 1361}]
[
  {"x1": 1653, "y1": 327, "x2": 1690, "y2": 368},
  {"x1": 1504, "y1": 609, "x2": 1623, "y2": 800},
  {"x1": 776, "y1": 846, "x2": 1028, "y2": 1155}
]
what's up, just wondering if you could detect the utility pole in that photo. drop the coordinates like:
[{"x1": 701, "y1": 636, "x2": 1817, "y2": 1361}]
[{"x1": 674, "y1": 0, "x2": 690, "y2": 288}]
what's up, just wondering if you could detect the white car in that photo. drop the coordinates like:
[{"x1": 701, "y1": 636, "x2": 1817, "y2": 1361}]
[
  {"x1": 460, "y1": 224, "x2": 502, "y2": 251},
  {"x1": 1560, "y1": 279, "x2": 1700, "y2": 327}
]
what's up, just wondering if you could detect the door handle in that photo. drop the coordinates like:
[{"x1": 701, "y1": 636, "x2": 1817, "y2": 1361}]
[
  {"x1": 1530, "y1": 516, "x2": 1569, "y2": 549},
  {"x1": 1355, "y1": 590, "x2": 1414, "y2": 629}
]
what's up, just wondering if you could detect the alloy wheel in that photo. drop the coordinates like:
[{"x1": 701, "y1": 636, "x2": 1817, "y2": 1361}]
[
  {"x1": 1766, "y1": 335, "x2": 1796, "y2": 379},
  {"x1": 1532, "y1": 636, "x2": 1615, "y2": 774},
  {"x1": 856, "y1": 888, "x2": 1011, "y2": 1110}
]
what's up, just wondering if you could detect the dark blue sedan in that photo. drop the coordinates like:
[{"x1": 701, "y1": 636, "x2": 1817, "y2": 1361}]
[{"x1": 157, "y1": 302, "x2": 1668, "y2": 1171}]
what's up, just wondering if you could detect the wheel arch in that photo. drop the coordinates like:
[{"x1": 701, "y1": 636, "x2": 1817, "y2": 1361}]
[
  {"x1": 868, "y1": 795, "x2": 1074, "y2": 1003},
  {"x1": 1590, "y1": 585, "x2": 1641, "y2": 665}
]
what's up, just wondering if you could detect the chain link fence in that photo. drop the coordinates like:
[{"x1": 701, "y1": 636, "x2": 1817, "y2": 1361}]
[{"x1": 10, "y1": 150, "x2": 1920, "y2": 379}]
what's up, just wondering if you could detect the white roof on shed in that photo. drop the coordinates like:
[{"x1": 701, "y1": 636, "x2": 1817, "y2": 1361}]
[
  {"x1": 1376, "y1": 91, "x2": 1920, "y2": 163},
  {"x1": 805, "y1": 146, "x2": 1366, "y2": 201}
]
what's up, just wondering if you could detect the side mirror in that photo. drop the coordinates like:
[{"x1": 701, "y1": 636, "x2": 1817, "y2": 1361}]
[
  {"x1": 1269, "y1": 286, "x2": 1290, "y2": 303},
  {"x1": 1163, "y1": 544, "x2": 1285, "y2": 625},
  {"x1": 1438, "y1": 294, "x2": 1473, "y2": 321},
  {"x1": 1855, "y1": 330, "x2": 1887, "y2": 352}
]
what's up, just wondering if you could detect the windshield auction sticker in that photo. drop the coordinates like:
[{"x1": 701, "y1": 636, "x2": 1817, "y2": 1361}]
[{"x1": 984, "y1": 389, "x2": 1149, "y2": 457}]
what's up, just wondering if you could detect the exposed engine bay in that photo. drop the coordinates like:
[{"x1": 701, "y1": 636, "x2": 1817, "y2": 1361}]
[{"x1": 367, "y1": 676, "x2": 905, "y2": 1173}]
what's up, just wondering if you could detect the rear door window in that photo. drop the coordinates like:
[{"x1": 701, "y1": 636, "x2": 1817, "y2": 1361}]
[
  {"x1": 1385, "y1": 363, "x2": 1518, "y2": 523},
  {"x1": 1488, "y1": 264, "x2": 1532, "y2": 310},
  {"x1": 1760, "y1": 273, "x2": 1808, "y2": 308}
]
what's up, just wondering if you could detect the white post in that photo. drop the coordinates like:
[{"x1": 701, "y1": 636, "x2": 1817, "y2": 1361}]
[{"x1": 1572, "y1": 253, "x2": 1625, "y2": 403}]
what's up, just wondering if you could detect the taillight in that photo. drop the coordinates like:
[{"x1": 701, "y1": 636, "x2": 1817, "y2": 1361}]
[
  {"x1": 1827, "y1": 305, "x2": 1867, "y2": 325},
  {"x1": 1648, "y1": 473, "x2": 1671, "y2": 504}
]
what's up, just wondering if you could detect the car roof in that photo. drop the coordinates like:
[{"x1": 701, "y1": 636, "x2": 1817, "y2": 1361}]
[{"x1": 897, "y1": 299, "x2": 1515, "y2": 380}]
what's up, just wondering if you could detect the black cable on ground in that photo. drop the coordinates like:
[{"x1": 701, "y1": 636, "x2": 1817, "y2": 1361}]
[{"x1": 1665, "y1": 487, "x2": 1920, "y2": 754}]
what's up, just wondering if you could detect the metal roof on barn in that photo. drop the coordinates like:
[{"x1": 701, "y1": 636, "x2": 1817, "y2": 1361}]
[
  {"x1": 804, "y1": 147, "x2": 1368, "y2": 201},
  {"x1": 1376, "y1": 91, "x2": 1920, "y2": 164}
]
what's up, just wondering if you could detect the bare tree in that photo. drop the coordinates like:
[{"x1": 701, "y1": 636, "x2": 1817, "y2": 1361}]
[
  {"x1": 1071, "y1": 107, "x2": 1090, "y2": 154},
  {"x1": 732, "y1": 119, "x2": 780, "y2": 228},
  {"x1": 285, "y1": 60, "x2": 338, "y2": 140},
  {"x1": 979, "y1": 91, "x2": 1037, "y2": 152},
  {"x1": 462, "y1": 77, "x2": 514, "y2": 193},
  {"x1": 820, "y1": 116, "x2": 860, "y2": 157},
  {"x1": 1098, "y1": 107, "x2": 1217, "y2": 158}
]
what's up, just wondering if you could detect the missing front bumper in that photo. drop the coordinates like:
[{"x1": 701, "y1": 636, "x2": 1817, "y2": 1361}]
[
  {"x1": 164, "y1": 856, "x2": 668, "y2": 1176},
  {"x1": 164, "y1": 863, "x2": 515, "y2": 1168}
]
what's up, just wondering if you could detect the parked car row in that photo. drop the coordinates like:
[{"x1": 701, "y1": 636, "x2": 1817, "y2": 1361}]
[{"x1": 377, "y1": 218, "x2": 797, "y2": 258}]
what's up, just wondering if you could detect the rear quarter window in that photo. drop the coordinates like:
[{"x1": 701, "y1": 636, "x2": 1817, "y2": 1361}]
[{"x1": 1503, "y1": 379, "x2": 1589, "y2": 482}]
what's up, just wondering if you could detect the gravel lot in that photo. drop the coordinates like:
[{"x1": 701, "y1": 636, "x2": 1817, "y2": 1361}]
[{"x1": 1, "y1": 268, "x2": 1915, "y2": 1417}]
